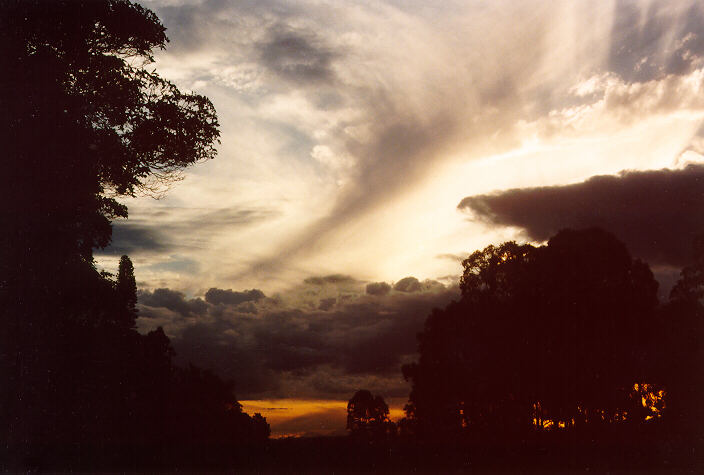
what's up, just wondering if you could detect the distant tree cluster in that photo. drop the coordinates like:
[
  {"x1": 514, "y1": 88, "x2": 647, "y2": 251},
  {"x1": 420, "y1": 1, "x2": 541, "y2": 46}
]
[
  {"x1": 347, "y1": 390, "x2": 395, "y2": 441},
  {"x1": 0, "y1": 1, "x2": 266, "y2": 470},
  {"x1": 402, "y1": 228, "x2": 703, "y2": 443}
]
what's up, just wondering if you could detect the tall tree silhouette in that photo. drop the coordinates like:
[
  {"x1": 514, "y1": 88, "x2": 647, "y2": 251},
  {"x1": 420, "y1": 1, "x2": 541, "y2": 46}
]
[
  {"x1": 403, "y1": 229, "x2": 661, "y2": 437},
  {"x1": 116, "y1": 255, "x2": 138, "y2": 329},
  {"x1": 0, "y1": 1, "x2": 272, "y2": 470}
]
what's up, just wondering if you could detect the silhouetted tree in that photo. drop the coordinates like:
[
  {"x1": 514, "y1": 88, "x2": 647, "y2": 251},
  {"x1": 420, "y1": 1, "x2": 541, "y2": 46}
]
[
  {"x1": 116, "y1": 255, "x2": 138, "y2": 329},
  {"x1": 347, "y1": 390, "x2": 392, "y2": 440},
  {"x1": 656, "y1": 236, "x2": 704, "y2": 441},
  {"x1": 0, "y1": 1, "x2": 275, "y2": 470},
  {"x1": 1, "y1": 0, "x2": 218, "y2": 276},
  {"x1": 0, "y1": 0, "x2": 219, "y2": 327},
  {"x1": 404, "y1": 229, "x2": 661, "y2": 438},
  {"x1": 252, "y1": 413, "x2": 272, "y2": 441}
]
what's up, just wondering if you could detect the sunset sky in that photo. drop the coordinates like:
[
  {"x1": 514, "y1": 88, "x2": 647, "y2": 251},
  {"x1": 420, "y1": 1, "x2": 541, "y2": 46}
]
[{"x1": 95, "y1": 0, "x2": 704, "y2": 437}]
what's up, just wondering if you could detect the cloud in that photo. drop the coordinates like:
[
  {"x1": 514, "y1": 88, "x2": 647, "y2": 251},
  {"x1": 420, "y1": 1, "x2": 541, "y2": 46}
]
[
  {"x1": 435, "y1": 253, "x2": 468, "y2": 263},
  {"x1": 608, "y1": 2, "x2": 704, "y2": 82},
  {"x1": 130, "y1": 0, "x2": 704, "y2": 292},
  {"x1": 458, "y1": 164, "x2": 704, "y2": 268},
  {"x1": 138, "y1": 288, "x2": 207, "y2": 317},
  {"x1": 136, "y1": 278, "x2": 458, "y2": 399},
  {"x1": 99, "y1": 206, "x2": 275, "y2": 257},
  {"x1": 365, "y1": 282, "x2": 391, "y2": 296},
  {"x1": 303, "y1": 274, "x2": 356, "y2": 286},
  {"x1": 103, "y1": 222, "x2": 170, "y2": 256},
  {"x1": 145, "y1": 257, "x2": 200, "y2": 275},
  {"x1": 204, "y1": 287, "x2": 266, "y2": 305},
  {"x1": 223, "y1": 1, "x2": 704, "y2": 280},
  {"x1": 318, "y1": 297, "x2": 337, "y2": 311},
  {"x1": 527, "y1": 68, "x2": 704, "y2": 140},
  {"x1": 393, "y1": 276, "x2": 421, "y2": 293},
  {"x1": 258, "y1": 27, "x2": 339, "y2": 85}
]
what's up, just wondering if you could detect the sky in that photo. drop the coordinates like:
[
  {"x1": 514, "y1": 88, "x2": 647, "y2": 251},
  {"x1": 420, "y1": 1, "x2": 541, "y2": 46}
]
[{"x1": 95, "y1": 0, "x2": 704, "y2": 437}]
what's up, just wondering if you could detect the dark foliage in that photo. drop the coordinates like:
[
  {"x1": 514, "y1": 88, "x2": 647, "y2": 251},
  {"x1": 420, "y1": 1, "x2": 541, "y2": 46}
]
[
  {"x1": 252, "y1": 424, "x2": 694, "y2": 472},
  {"x1": 346, "y1": 390, "x2": 394, "y2": 441},
  {"x1": 0, "y1": 0, "x2": 219, "y2": 268},
  {"x1": 403, "y1": 228, "x2": 695, "y2": 445},
  {"x1": 655, "y1": 235, "x2": 704, "y2": 443},
  {"x1": 116, "y1": 254, "x2": 138, "y2": 329},
  {"x1": 0, "y1": 1, "x2": 266, "y2": 470}
]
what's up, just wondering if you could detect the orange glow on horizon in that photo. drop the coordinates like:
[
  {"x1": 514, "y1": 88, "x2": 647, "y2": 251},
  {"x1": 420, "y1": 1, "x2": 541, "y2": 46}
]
[{"x1": 240, "y1": 399, "x2": 405, "y2": 438}]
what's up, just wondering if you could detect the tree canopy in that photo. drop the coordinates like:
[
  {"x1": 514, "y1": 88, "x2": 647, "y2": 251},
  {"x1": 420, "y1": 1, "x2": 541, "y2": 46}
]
[
  {"x1": 0, "y1": 2, "x2": 271, "y2": 470},
  {"x1": 347, "y1": 390, "x2": 392, "y2": 439},
  {"x1": 403, "y1": 228, "x2": 663, "y2": 436},
  {"x1": 0, "y1": 0, "x2": 219, "y2": 269}
]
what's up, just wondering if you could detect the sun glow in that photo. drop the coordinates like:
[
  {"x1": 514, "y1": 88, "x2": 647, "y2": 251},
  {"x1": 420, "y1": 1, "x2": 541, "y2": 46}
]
[
  {"x1": 526, "y1": 384, "x2": 666, "y2": 431},
  {"x1": 240, "y1": 399, "x2": 405, "y2": 438}
]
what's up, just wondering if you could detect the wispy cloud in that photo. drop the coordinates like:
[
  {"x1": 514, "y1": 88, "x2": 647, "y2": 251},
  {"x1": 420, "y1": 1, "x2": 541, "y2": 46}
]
[{"x1": 129, "y1": 0, "x2": 704, "y2": 292}]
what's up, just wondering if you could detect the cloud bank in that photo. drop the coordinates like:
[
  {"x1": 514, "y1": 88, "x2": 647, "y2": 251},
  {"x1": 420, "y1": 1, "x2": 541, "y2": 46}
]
[
  {"x1": 137, "y1": 275, "x2": 458, "y2": 400},
  {"x1": 459, "y1": 164, "x2": 704, "y2": 268}
]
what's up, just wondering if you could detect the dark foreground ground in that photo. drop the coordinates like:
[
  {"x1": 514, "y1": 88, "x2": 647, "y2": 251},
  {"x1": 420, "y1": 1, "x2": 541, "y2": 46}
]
[
  {"x1": 8, "y1": 423, "x2": 702, "y2": 472},
  {"x1": 258, "y1": 432, "x2": 700, "y2": 473}
]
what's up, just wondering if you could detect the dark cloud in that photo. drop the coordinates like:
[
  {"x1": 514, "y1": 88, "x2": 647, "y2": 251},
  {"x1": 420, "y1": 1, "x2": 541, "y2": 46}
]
[
  {"x1": 303, "y1": 274, "x2": 356, "y2": 286},
  {"x1": 205, "y1": 287, "x2": 266, "y2": 305},
  {"x1": 365, "y1": 282, "x2": 391, "y2": 296},
  {"x1": 235, "y1": 301, "x2": 260, "y2": 314},
  {"x1": 154, "y1": 0, "x2": 307, "y2": 55},
  {"x1": 172, "y1": 319, "x2": 279, "y2": 395},
  {"x1": 136, "y1": 280, "x2": 458, "y2": 399},
  {"x1": 318, "y1": 297, "x2": 337, "y2": 311},
  {"x1": 393, "y1": 276, "x2": 421, "y2": 293},
  {"x1": 102, "y1": 222, "x2": 170, "y2": 256},
  {"x1": 458, "y1": 164, "x2": 704, "y2": 268},
  {"x1": 258, "y1": 28, "x2": 338, "y2": 85},
  {"x1": 138, "y1": 288, "x2": 207, "y2": 317},
  {"x1": 99, "y1": 207, "x2": 275, "y2": 257}
]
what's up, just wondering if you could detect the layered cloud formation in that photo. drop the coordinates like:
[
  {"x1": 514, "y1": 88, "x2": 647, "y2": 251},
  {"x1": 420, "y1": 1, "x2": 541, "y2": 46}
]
[{"x1": 137, "y1": 275, "x2": 458, "y2": 400}]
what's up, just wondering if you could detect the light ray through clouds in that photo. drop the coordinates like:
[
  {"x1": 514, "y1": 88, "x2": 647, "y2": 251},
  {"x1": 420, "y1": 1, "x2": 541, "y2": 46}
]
[{"x1": 99, "y1": 0, "x2": 704, "y2": 294}]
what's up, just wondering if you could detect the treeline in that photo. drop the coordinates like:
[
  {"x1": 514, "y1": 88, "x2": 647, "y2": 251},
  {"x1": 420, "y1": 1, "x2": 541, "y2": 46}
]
[
  {"x1": 397, "y1": 228, "x2": 702, "y2": 465},
  {"x1": 339, "y1": 229, "x2": 701, "y2": 470}
]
